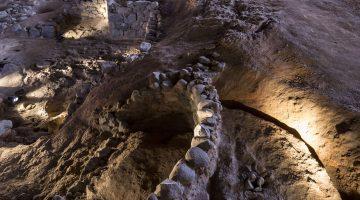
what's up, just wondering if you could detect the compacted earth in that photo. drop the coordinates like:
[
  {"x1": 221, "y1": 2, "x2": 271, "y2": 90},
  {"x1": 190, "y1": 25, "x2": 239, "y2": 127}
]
[{"x1": 0, "y1": 0, "x2": 359, "y2": 200}]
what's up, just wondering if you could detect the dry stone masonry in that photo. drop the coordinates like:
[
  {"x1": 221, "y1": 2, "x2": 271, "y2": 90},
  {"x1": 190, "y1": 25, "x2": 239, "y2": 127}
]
[
  {"x1": 145, "y1": 54, "x2": 225, "y2": 199},
  {"x1": 107, "y1": 1, "x2": 160, "y2": 41},
  {"x1": 103, "y1": 53, "x2": 226, "y2": 199},
  {"x1": 63, "y1": 0, "x2": 160, "y2": 40},
  {"x1": 63, "y1": 0, "x2": 109, "y2": 39}
]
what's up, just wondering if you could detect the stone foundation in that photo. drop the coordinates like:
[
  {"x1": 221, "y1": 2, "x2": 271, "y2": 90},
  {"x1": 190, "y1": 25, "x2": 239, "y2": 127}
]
[{"x1": 107, "y1": 1, "x2": 160, "y2": 41}]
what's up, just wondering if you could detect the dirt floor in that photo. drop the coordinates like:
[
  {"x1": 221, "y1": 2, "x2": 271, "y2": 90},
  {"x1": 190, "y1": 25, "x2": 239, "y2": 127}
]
[{"x1": 0, "y1": 0, "x2": 359, "y2": 200}]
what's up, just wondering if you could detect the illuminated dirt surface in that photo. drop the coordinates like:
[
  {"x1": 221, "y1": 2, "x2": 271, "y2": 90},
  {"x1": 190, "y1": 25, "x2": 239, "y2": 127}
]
[{"x1": 0, "y1": 0, "x2": 359, "y2": 200}]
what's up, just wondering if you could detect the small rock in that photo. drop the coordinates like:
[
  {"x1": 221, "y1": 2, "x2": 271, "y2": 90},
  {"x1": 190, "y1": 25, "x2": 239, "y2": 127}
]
[
  {"x1": 155, "y1": 179, "x2": 183, "y2": 200},
  {"x1": 140, "y1": 42, "x2": 152, "y2": 52},
  {"x1": 245, "y1": 179, "x2": 255, "y2": 190},
  {"x1": 185, "y1": 147, "x2": 210, "y2": 169},
  {"x1": 192, "y1": 84, "x2": 206, "y2": 96},
  {"x1": 169, "y1": 160, "x2": 196, "y2": 185},
  {"x1": 186, "y1": 67, "x2": 193, "y2": 72},
  {"x1": 53, "y1": 195, "x2": 65, "y2": 200},
  {"x1": 197, "y1": 109, "x2": 214, "y2": 121},
  {"x1": 0, "y1": 11, "x2": 8, "y2": 19},
  {"x1": 0, "y1": 120, "x2": 12, "y2": 136},
  {"x1": 98, "y1": 60, "x2": 116, "y2": 73},
  {"x1": 194, "y1": 63, "x2": 206, "y2": 71},
  {"x1": 174, "y1": 79, "x2": 188, "y2": 90},
  {"x1": 127, "y1": 54, "x2": 139, "y2": 62},
  {"x1": 150, "y1": 82, "x2": 160, "y2": 90},
  {"x1": 256, "y1": 177, "x2": 265, "y2": 187},
  {"x1": 212, "y1": 52, "x2": 220, "y2": 58},
  {"x1": 28, "y1": 27, "x2": 41, "y2": 38},
  {"x1": 211, "y1": 61, "x2": 226, "y2": 72},
  {"x1": 191, "y1": 137, "x2": 215, "y2": 151},
  {"x1": 7, "y1": 96, "x2": 19, "y2": 104},
  {"x1": 249, "y1": 172, "x2": 257, "y2": 182},
  {"x1": 199, "y1": 56, "x2": 211, "y2": 65},
  {"x1": 179, "y1": 69, "x2": 190, "y2": 79},
  {"x1": 194, "y1": 124, "x2": 211, "y2": 138},
  {"x1": 12, "y1": 24, "x2": 23, "y2": 34},
  {"x1": 149, "y1": 72, "x2": 161, "y2": 86},
  {"x1": 159, "y1": 73, "x2": 167, "y2": 81},
  {"x1": 131, "y1": 90, "x2": 140, "y2": 102},
  {"x1": 161, "y1": 80, "x2": 173, "y2": 89}
]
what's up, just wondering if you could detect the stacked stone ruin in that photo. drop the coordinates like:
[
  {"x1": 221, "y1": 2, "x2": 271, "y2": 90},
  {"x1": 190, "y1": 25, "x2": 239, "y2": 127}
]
[
  {"x1": 64, "y1": 0, "x2": 160, "y2": 40},
  {"x1": 63, "y1": 0, "x2": 109, "y2": 39},
  {"x1": 107, "y1": 1, "x2": 160, "y2": 41},
  {"x1": 2, "y1": 0, "x2": 160, "y2": 40},
  {"x1": 108, "y1": 53, "x2": 226, "y2": 199}
]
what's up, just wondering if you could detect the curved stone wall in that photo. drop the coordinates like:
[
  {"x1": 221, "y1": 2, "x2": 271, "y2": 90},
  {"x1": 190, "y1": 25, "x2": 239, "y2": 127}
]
[{"x1": 115, "y1": 53, "x2": 226, "y2": 199}]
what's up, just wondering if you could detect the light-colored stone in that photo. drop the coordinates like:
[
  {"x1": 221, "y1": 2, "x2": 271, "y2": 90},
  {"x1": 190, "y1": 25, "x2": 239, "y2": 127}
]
[
  {"x1": 245, "y1": 179, "x2": 255, "y2": 190},
  {"x1": 197, "y1": 109, "x2": 214, "y2": 121},
  {"x1": 149, "y1": 72, "x2": 160, "y2": 87},
  {"x1": 98, "y1": 60, "x2": 116, "y2": 73},
  {"x1": 131, "y1": 90, "x2": 140, "y2": 102},
  {"x1": 257, "y1": 177, "x2": 265, "y2": 187},
  {"x1": 140, "y1": 42, "x2": 152, "y2": 52},
  {"x1": 161, "y1": 80, "x2": 172, "y2": 89},
  {"x1": 185, "y1": 147, "x2": 210, "y2": 169},
  {"x1": 194, "y1": 124, "x2": 211, "y2": 138},
  {"x1": 199, "y1": 56, "x2": 211, "y2": 65}
]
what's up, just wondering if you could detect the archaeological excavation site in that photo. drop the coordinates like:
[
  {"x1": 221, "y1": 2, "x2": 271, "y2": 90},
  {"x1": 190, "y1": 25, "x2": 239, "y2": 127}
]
[{"x1": 0, "y1": 0, "x2": 359, "y2": 199}]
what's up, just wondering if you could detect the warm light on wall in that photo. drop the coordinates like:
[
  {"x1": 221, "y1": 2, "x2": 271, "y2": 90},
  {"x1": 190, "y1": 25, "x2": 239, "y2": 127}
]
[{"x1": 289, "y1": 110, "x2": 322, "y2": 149}]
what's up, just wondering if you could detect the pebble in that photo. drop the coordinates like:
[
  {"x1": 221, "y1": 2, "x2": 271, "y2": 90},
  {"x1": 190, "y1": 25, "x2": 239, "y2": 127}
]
[
  {"x1": 7, "y1": 96, "x2": 19, "y2": 104},
  {"x1": 211, "y1": 61, "x2": 226, "y2": 72},
  {"x1": 140, "y1": 42, "x2": 152, "y2": 52},
  {"x1": 212, "y1": 52, "x2": 220, "y2": 58},
  {"x1": 161, "y1": 80, "x2": 172, "y2": 89},
  {"x1": 199, "y1": 56, "x2": 211, "y2": 65},
  {"x1": 257, "y1": 177, "x2": 265, "y2": 187},
  {"x1": 53, "y1": 195, "x2": 65, "y2": 200},
  {"x1": 245, "y1": 179, "x2": 255, "y2": 190},
  {"x1": 194, "y1": 124, "x2": 211, "y2": 138},
  {"x1": 249, "y1": 172, "x2": 257, "y2": 182},
  {"x1": 192, "y1": 84, "x2": 206, "y2": 96},
  {"x1": 0, "y1": 120, "x2": 13, "y2": 136}
]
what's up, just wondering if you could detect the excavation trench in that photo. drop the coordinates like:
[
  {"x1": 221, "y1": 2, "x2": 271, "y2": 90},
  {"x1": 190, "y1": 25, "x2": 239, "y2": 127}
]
[{"x1": 219, "y1": 99, "x2": 342, "y2": 199}]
